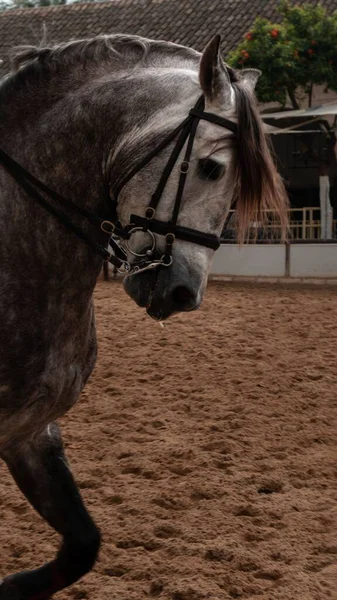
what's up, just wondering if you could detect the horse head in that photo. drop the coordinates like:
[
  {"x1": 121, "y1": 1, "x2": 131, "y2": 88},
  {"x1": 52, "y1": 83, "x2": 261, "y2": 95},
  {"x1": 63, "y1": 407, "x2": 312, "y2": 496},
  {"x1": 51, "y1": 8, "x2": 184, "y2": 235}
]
[
  {"x1": 111, "y1": 35, "x2": 288, "y2": 319},
  {"x1": 1, "y1": 34, "x2": 288, "y2": 321}
]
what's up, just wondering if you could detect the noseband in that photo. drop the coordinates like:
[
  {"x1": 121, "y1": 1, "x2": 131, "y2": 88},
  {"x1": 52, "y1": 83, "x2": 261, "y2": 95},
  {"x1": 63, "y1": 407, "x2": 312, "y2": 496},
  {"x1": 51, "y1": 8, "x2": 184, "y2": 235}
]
[{"x1": 0, "y1": 95, "x2": 237, "y2": 276}]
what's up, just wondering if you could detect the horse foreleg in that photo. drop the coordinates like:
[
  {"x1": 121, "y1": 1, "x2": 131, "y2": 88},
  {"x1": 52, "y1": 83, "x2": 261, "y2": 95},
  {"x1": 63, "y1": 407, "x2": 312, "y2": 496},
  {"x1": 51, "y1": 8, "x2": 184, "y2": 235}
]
[{"x1": 0, "y1": 422, "x2": 101, "y2": 600}]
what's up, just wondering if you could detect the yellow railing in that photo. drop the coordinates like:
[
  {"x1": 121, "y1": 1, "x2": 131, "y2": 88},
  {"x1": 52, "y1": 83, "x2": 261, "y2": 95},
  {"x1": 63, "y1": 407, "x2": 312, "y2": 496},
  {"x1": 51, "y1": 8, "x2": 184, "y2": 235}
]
[
  {"x1": 223, "y1": 207, "x2": 337, "y2": 242},
  {"x1": 288, "y1": 207, "x2": 321, "y2": 240}
]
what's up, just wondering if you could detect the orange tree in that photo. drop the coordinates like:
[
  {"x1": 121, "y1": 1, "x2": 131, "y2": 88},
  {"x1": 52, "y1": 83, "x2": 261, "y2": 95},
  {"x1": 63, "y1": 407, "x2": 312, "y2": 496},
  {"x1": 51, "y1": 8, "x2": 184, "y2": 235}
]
[{"x1": 227, "y1": 1, "x2": 337, "y2": 109}]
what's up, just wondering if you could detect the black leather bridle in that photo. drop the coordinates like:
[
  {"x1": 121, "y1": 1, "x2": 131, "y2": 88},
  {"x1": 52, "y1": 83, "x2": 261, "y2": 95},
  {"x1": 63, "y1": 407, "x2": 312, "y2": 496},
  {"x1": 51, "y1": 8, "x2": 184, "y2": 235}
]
[{"x1": 0, "y1": 95, "x2": 237, "y2": 275}]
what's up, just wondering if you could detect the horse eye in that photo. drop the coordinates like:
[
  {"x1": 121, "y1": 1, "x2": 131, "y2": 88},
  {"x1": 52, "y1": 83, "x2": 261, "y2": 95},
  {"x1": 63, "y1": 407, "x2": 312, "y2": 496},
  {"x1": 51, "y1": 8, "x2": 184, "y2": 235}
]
[{"x1": 197, "y1": 158, "x2": 225, "y2": 181}]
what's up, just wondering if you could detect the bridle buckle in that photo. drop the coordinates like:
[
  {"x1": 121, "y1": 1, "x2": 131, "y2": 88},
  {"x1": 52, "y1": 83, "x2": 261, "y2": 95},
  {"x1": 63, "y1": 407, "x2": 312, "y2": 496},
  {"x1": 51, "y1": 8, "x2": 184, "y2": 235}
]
[
  {"x1": 101, "y1": 220, "x2": 115, "y2": 235},
  {"x1": 180, "y1": 161, "x2": 189, "y2": 174},
  {"x1": 145, "y1": 207, "x2": 156, "y2": 219},
  {"x1": 165, "y1": 233, "x2": 175, "y2": 246}
]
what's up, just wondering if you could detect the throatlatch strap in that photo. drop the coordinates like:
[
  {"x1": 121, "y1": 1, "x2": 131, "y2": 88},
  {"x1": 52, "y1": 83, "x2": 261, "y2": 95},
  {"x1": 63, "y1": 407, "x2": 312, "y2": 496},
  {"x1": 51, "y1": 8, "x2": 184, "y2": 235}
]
[
  {"x1": 0, "y1": 148, "x2": 102, "y2": 226},
  {"x1": 0, "y1": 149, "x2": 127, "y2": 266},
  {"x1": 0, "y1": 147, "x2": 128, "y2": 240}
]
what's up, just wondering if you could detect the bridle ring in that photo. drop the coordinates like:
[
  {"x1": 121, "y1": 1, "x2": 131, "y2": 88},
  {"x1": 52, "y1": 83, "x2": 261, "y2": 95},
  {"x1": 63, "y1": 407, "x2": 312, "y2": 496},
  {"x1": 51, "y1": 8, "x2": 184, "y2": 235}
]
[{"x1": 124, "y1": 227, "x2": 156, "y2": 258}]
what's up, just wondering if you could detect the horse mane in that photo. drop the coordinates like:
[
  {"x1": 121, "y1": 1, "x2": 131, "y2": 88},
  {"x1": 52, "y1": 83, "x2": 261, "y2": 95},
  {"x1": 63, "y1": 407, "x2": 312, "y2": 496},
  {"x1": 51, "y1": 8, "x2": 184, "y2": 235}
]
[{"x1": 10, "y1": 34, "x2": 200, "y2": 75}]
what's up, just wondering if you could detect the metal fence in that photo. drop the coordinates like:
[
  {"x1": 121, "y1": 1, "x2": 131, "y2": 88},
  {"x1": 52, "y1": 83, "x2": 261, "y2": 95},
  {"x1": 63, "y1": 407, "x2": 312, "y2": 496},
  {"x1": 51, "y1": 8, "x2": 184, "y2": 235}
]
[{"x1": 222, "y1": 207, "x2": 337, "y2": 242}]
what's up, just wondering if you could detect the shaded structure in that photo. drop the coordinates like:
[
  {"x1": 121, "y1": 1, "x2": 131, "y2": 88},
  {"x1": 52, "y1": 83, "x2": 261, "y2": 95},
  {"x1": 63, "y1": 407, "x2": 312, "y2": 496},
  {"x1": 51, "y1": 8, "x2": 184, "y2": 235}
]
[
  {"x1": 262, "y1": 106, "x2": 337, "y2": 240},
  {"x1": 1, "y1": 0, "x2": 337, "y2": 76}
]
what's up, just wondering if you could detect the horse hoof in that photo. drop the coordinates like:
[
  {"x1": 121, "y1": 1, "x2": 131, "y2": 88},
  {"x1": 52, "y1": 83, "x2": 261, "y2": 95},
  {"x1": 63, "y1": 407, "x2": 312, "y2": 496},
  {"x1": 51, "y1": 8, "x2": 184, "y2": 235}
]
[{"x1": 0, "y1": 581, "x2": 22, "y2": 600}]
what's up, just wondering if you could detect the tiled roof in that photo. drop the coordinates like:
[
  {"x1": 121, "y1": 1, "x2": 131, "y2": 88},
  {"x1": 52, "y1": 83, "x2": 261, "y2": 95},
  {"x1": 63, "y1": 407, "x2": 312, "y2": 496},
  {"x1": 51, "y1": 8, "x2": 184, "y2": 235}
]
[{"x1": 0, "y1": 0, "x2": 337, "y2": 75}]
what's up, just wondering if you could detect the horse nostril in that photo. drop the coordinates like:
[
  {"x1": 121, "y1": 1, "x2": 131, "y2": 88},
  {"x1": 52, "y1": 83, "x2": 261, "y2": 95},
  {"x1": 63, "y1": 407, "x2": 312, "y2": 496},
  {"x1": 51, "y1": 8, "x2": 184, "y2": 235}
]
[{"x1": 172, "y1": 285, "x2": 196, "y2": 311}]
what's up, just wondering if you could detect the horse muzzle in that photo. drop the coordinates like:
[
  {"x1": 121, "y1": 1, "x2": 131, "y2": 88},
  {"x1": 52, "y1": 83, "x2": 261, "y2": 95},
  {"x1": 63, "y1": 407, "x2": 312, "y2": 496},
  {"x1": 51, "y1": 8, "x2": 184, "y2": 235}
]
[{"x1": 123, "y1": 258, "x2": 203, "y2": 320}]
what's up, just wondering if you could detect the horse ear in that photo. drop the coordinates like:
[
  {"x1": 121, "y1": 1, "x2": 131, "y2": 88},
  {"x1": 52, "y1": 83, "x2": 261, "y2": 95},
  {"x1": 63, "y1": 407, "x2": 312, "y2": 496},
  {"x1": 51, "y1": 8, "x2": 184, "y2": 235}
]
[
  {"x1": 199, "y1": 35, "x2": 231, "y2": 105},
  {"x1": 239, "y1": 68, "x2": 261, "y2": 93}
]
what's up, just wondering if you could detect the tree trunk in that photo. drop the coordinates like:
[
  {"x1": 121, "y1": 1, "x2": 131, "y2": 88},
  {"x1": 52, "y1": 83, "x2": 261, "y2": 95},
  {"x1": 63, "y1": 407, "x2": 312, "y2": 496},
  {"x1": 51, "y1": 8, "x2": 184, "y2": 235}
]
[
  {"x1": 287, "y1": 85, "x2": 300, "y2": 109},
  {"x1": 308, "y1": 83, "x2": 313, "y2": 108}
]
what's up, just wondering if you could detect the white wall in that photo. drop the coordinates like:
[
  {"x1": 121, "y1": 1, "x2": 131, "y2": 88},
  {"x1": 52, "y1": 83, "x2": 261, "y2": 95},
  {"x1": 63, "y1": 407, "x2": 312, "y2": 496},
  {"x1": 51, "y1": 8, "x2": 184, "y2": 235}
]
[
  {"x1": 290, "y1": 244, "x2": 337, "y2": 277},
  {"x1": 211, "y1": 244, "x2": 286, "y2": 277},
  {"x1": 211, "y1": 244, "x2": 337, "y2": 278}
]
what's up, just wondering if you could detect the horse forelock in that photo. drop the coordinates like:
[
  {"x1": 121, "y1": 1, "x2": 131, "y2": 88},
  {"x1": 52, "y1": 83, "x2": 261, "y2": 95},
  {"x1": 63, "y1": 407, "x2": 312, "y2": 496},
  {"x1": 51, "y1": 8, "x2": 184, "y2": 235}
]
[{"x1": 230, "y1": 82, "x2": 289, "y2": 243}]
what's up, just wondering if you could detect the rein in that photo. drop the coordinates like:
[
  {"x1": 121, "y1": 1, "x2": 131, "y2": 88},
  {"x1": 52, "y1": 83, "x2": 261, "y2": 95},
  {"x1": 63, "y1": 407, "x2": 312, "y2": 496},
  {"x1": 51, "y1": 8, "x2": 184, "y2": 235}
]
[{"x1": 0, "y1": 95, "x2": 237, "y2": 276}]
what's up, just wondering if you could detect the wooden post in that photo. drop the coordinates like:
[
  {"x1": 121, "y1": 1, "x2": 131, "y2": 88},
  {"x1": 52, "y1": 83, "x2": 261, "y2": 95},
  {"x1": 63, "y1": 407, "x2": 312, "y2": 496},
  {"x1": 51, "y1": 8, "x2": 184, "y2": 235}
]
[
  {"x1": 285, "y1": 242, "x2": 290, "y2": 277},
  {"x1": 302, "y1": 207, "x2": 306, "y2": 240},
  {"x1": 320, "y1": 175, "x2": 332, "y2": 239}
]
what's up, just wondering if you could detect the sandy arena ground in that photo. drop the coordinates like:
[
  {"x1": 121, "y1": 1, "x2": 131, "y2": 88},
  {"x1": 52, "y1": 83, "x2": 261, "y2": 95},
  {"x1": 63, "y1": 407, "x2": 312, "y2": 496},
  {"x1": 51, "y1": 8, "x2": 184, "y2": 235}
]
[{"x1": 1, "y1": 279, "x2": 337, "y2": 600}]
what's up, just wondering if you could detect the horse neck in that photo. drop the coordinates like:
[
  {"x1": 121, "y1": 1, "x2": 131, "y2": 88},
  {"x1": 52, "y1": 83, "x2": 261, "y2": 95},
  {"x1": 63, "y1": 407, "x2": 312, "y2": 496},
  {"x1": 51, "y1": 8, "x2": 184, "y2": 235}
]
[
  {"x1": 0, "y1": 61, "x2": 196, "y2": 206},
  {"x1": 0, "y1": 62, "x2": 199, "y2": 290},
  {"x1": 0, "y1": 67, "x2": 120, "y2": 295},
  {"x1": 0, "y1": 67, "x2": 112, "y2": 207}
]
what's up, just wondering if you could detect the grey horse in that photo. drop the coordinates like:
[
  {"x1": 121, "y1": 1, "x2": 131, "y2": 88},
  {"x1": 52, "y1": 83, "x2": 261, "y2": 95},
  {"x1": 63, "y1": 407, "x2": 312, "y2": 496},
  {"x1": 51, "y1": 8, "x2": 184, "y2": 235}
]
[{"x1": 0, "y1": 33, "x2": 288, "y2": 599}]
